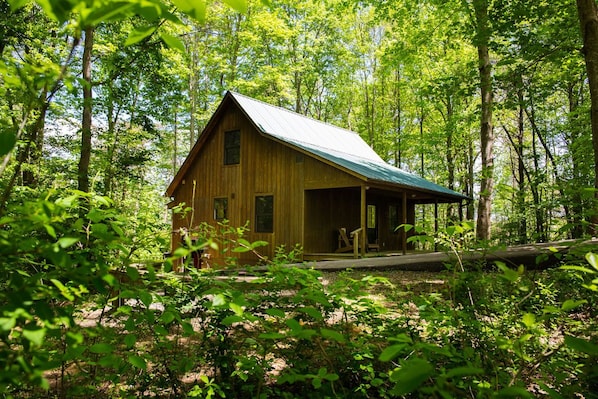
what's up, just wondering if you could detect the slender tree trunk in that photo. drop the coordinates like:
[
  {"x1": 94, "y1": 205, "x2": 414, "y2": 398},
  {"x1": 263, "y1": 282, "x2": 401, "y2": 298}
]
[
  {"x1": 467, "y1": 139, "x2": 475, "y2": 220},
  {"x1": 394, "y1": 68, "x2": 402, "y2": 168},
  {"x1": 78, "y1": 26, "x2": 94, "y2": 193},
  {"x1": 516, "y1": 86, "x2": 527, "y2": 243},
  {"x1": 473, "y1": 0, "x2": 495, "y2": 241},
  {"x1": 577, "y1": 0, "x2": 598, "y2": 233}
]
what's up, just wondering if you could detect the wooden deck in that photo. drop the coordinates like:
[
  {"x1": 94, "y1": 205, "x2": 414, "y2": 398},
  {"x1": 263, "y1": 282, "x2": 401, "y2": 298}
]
[{"x1": 295, "y1": 239, "x2": 598, "y2": 272}]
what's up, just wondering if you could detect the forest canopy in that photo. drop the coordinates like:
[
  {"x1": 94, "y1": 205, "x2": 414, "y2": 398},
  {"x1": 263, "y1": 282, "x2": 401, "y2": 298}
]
[{"x1": 1, "y1": 0, "x2": 597, "y2": 242}]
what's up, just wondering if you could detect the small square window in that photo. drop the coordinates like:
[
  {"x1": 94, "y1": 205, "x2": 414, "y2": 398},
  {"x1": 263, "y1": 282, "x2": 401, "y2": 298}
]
[
  {"x1": 214, "y1": 197, "x2": 228, "y2": 221},
  {"x1": 255, "y1": 195, "x2": 273, "y2": 233},
  {"x1": 224, "y1": 130, "x2": 240, "y2": 165}
]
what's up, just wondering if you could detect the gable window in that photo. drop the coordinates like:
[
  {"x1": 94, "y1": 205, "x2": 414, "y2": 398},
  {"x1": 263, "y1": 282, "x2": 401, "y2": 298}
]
[
  {"x1": 255, "y1": 195, "x2": 274, "y2": 233},
  {"x1": 214, "y1": 197, "x2": 228, "y2": 221},
  {"x1": 224, "y1": 130, "x2": 240, "y2": 165}
]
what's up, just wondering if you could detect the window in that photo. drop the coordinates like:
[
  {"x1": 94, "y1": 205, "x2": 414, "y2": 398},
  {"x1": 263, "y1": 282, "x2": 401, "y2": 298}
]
[
  {"x1": 224, "y1": 130, "x2": 240, "y2": 165},
  {"x1": 389, "y1": 204, "x2": 400, "y2": 232},
  {"x1": 214, "y1": 197, "x2": 228, "y2": 221},
  {"x1": 367, "y1": 205, "x2": 377, "y2": 229},
  {"x1": 255, "y1": 195, "x2": 274, "y2": 233}
]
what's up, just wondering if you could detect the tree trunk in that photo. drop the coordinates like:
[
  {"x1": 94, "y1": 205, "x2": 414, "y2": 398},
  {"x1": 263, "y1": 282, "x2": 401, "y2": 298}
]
[
  {"x1": 473, "y1": 0, "x2": 494, "y2": 241},
  {"x1": 78, "y1": 26, "x2": 94, "y2": 194},
  {"x1": 577, "y1": 0, "x2": 598, "y2": 233},
  {"x1": 394, "y1": 68, "x2": 402, "y2": 168},
  {"x1": 516, "y1": 86, "x2": 527, "y2": 243}
]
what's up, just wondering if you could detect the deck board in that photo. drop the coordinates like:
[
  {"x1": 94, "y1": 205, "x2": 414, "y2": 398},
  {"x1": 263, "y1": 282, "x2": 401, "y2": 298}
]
[{"x1": 295, "y1": 239, "x2": 598, "y2": 272}]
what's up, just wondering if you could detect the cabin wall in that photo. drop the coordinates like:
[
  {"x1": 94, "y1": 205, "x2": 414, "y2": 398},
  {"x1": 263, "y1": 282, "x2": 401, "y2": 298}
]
[
  {"x1": 170, "y1": 103, "x2": 427, "y2": 265},
  {"x1": 172, "y1": 106, "x2": 309, "y2": 265}
]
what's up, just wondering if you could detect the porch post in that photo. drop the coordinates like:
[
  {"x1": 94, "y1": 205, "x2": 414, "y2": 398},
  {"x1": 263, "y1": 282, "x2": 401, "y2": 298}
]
[
  {"x1": 402, "y1": 191, "x2": 407, "y2": 255},
  {"x1": 434, "y1": 199, "x2": 439, "y2": 252},
  {"x1": 361, "y1": 185, "x2": 367, "y2": 258}
]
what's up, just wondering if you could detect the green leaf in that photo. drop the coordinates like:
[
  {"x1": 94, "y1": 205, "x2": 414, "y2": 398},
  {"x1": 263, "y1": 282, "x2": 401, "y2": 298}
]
[
  {"x1": 51, "y1": 279, "x2": 74, "y2": 301},
  {"x1": 586, "y1": 252, "x2": 598, "y2": 271},
  {"x1": 124, "y1": 334, "x2": 136, "y2": 348},
  {"x1": 561, "y1": 299, "x2": 587, "y2": 311},
  {"x1": 125, "y1": 25, "x2": 156, "y2": 46},
  {"x1": 0, "y1": 132, "x2": 17, "y2": 156},
  {"x1": 379, "y1": 344, "x2": 407, "y2": 362},
  {"x1": 23, "y1": 328, "x2": 45, "y2": 346},
  {"x1": 564, "y1": 335, "x2": 598, "y2": 355},
  {"x1": 160, "y1": 32, "x2": 186, "y2": 52},
  {"x1": 521, "y1": 313, "x2": 535, "y2": 328},
  {"x1": 138, "y1": 290, "x2": 153, "y2": 307},
  {"x1": 160, "y1": 311, "x2": 176, "y2": 324},
  {"x1": 126, "y1": 266, "x2": 140, "y2": 281},
  {"x1": 222, "y1": 315, "x2": 244, "y2": 325},
  {"x1": 259, "y1": 332, "x2": 286, "y2": 339},
  {"x1": 171, "y1": 0, "x2": 206, "y2": 21},
  {"x1": 223, "y1": 0, "x2": 247, "y2": 13},
  {"x1": 0, "y1": 317, "x2": 16, "y2": 332},
  {"x1": 128, "y1": 355, "x2": 147, "y2": 370},
  {"x1": 299, "y1": 306, "x2": 323, "y2": 320},
  {"x1": 44, "y1": 224, "x2": 57, "y2": 239},
  {"x1": 58, "y1": 237, "x2": 79, "y2": 248},
  {"x1": 212, "y1": 294, "x2": 226, "y2": 307},
  {"x1": 84, "y1": 2, "x2": 135, "y2": 25},
  {"x1": 7, "y1": 0, "x2": 30, "y2": 11},
  {"x1": 90, "y1": 343, "x2": 114, "y2": 354},
  {"x1": 389, "y1": 358, "x2": 434, "y2": 395},
  {"x1": 494, "y1": 386, "x2": 534, "y2": 398},
  {"x1": 320, "y1": 328, "x2": 345, "y2": 343}
]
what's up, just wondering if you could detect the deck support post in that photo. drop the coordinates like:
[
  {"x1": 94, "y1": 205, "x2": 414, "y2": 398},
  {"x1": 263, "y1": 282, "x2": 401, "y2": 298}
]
[
  {"x1": 360, "y1": 185, "x2": 367, "y2": 258},
  {"x1": 434, "y1": 200, "x2": 439, "y2": 252},
  {"x1": 402, "y1": 191, "x2": 407, "y2": 255}
]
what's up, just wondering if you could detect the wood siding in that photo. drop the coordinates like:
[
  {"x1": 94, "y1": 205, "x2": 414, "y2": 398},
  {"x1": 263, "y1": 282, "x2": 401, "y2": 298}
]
[
  {"x1": 170, "y1": 102, "x2": 421, "y2": 266},
  {"x1": 171, "y1": 105, "x2": 364, "y2": 265}
]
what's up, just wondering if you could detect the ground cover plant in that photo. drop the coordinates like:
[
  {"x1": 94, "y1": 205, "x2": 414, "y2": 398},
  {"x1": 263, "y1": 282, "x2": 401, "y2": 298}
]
[{"x1": 1, "y1": 192, "x2": 597, "y2": 398}]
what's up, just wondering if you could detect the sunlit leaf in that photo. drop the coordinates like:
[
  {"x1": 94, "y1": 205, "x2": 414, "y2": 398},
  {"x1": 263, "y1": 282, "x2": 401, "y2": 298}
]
[
  {"x1": 161, "y1": 32, "x2": 186, "y2": 52},
  {"x1": 521, "y1": 313, "x2": 535, "y2": 328},
  {"x1": 58, "y1": 237, "x2": 79, "y2": 248},
  {"x1": 586, "y1": 252, "x2": 598, "y2": 271},
  {"x1": 0, "y1": 317, "x2": 16, "y2": 332},
  {"x1": 23, "y1": 328, "x2": 45, "y2": 346},
  {"x1": 171, "y1": 0, "x2": 206, "y2": 21},
  {"x1": 125, "y1": 25, "x2": 156, "y2": 47},
  {"x1": 223, "y1": 0, "x2": 247, "y2": 13},
  {"x1": 561, "y1": 299, "x2": 587, "y2": 311}
]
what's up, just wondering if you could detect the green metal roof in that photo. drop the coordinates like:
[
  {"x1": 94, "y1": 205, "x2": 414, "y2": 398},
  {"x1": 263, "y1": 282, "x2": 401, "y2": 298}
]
[
  {"x1": 230, "y1": 92, "x2": 468, "y2": 202},
  {"x1": 229, "y1": 92, "x2": 468, "y2": 201}
]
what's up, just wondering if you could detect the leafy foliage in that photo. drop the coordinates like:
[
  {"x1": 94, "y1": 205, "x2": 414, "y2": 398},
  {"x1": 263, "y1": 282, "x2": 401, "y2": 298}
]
[{"x1": 1, "y1": 196, "x2": 597, "y2": 398}]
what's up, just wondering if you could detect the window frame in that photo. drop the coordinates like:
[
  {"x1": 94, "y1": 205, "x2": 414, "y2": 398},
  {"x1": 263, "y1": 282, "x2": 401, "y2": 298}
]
[
  {"x1": 255, "y1": 195, "x2": 274, "y2": 233},
  {"x1": 224, "y1": 129, "x2": 241, "y2": 165},
  {"x1": 213, "y1": 197, "x2": 228, "y2": 221}
]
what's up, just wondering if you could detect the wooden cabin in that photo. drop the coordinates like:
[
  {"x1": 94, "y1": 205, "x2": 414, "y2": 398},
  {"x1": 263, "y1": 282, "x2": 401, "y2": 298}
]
[{"x1": 166, "y1": 91, "x2": 468, "y2": 266}]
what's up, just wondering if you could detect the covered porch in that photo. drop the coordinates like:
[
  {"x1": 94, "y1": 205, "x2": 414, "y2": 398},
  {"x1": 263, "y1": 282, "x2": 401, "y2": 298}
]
[{"x1": 302, "y1": 183, "x2": 466, "y2": 259}]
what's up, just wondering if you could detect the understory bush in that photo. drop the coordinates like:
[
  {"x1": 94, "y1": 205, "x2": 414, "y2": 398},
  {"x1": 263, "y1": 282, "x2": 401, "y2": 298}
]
[{"x1": 1, "y1": 192, "x2": 597, "y2": 398}]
